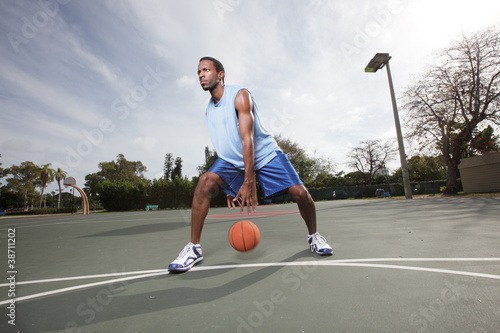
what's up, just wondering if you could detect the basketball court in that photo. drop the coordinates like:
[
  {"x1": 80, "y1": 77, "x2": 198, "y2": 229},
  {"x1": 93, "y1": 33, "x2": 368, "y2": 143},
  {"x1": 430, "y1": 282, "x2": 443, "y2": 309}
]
[{"x1": 1, "y1": 197, "x2": 500, "y2": 332}]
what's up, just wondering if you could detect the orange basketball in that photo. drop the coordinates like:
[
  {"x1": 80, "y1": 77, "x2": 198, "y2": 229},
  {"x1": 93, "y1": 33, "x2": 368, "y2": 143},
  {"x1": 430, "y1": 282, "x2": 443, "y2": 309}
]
[{"x1": 228, "y1": 220, "x2": 260, "y2": 252}]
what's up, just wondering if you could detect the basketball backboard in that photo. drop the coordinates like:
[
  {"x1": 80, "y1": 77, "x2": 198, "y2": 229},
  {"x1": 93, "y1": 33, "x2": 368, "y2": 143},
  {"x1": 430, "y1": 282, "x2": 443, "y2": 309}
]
[{"x1": 63, "y1": 177, "x2": 77, "y2": 186}]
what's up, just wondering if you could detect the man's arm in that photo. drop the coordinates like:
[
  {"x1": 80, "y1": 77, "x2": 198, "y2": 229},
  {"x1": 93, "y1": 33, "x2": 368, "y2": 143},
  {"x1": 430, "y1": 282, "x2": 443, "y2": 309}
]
[{"x1": 232, "y1": 89, "x2": 257, "y2": 213}]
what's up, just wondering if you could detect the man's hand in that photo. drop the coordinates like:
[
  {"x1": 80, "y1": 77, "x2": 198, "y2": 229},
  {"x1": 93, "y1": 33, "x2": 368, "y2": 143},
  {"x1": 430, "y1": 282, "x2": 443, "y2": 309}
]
[
  {"x1": 233, "y1": 180, "x2": 257, "y2": 214},
  {"x1": 227, "y1": 175, "x2": 259, "y2": 213},
  {"x1": 227, "y1": 194, "x2": 237, "y2": 209}
]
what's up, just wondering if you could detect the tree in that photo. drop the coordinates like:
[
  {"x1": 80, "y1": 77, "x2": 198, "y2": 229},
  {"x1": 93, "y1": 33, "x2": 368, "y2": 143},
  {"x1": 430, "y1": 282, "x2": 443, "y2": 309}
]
[
  {"x1": 84, "y1": 171, "x2": 104, "y2": 208},
  {"x1": 347, "y1": 140, "x2": 396, "y2": 185},
  {"x1": 164, "y1": 153, "x2": 174, "y2": 180},
  {"x1": 54, "y1": 168, "x2": 67, "y2": 208},
  {"x1": 95, "y1": 180, "x2": 148, "y2": 211},
  {"x1": 84, "y1": 172, "x2": 105, "y2": 210},
  {"x1": 4, "y1": 162, "x2": 40, "y2": 210},
  {"x1": 274, "y1": 135, "x2": 333, "y2": 184},
  {"x1": 97, "y1": 154, "x2": 147, "y2": 184},
  {"x1": 275, "y1": 136, "x2": 314, "y2": 183},
  {"x1": 84, "y1": 172, "x2": 102, "y2": 197},
  {"x1": 197, "y1": 147, "x2": 218, "y2": 175},
  {"x1": 343, "y1": 171, "x2": 370, "y2": 186},
  {"x1": 0, "y1": 186, "x2": 22, "y2": 210},
  {"x1": 308, "y1": 171, "x2": 351, "y2": 188},
  {"x1": 149, "y1": 176, "x2": 195, "y2": 209},
  {"x1": 402, "y1": 28, "x2": 500, "y2": 194},
  {"x1": 466, "y1": 125, "x2": 500, "y2": 157},
  {"x1": 0, "y1": 154, "x2": 3, "y2": 177},
  {"x1": 84, "y1": 154, "x2": 148, "y2": 209},
  {"x1": 395, "y1": 155, "x2": 447, "y2": 182},
  {"x1": 173, "y1": 157, "x2": 183, "y2": 179},
  {"x1": 38, "y1": 163, "x2": 55, "y2": 208}
]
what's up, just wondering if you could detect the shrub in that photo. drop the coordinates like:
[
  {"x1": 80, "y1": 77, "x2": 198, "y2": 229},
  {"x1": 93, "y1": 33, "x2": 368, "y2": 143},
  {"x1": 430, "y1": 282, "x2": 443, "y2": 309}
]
[
  {"x1": 2, "y1": 208, "x2": 77, "y2": 216},
  {"x1": 96, "y1": 180, "x2": 148, "y2": 211}
]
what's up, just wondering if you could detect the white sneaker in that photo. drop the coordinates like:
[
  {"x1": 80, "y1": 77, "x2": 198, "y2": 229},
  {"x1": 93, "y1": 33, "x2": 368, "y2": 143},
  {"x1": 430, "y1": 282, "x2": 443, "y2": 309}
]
[
  {"x1": 168, "y1": 242, "x2": 204, "y2": 272},
  {"x1": 308, "y1": 232, "x2": 333, "y2": 255}
]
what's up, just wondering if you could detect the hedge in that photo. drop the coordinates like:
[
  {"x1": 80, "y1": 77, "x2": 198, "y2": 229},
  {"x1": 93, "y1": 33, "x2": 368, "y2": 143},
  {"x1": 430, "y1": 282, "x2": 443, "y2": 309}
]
[{"x1": 1, "y1": 208, "x2": 78, "y2": 216}]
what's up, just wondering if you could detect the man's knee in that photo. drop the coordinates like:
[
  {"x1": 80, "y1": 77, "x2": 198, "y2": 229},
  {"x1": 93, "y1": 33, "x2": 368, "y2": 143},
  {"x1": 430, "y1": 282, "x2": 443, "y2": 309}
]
[
  {"x1": 288, "y1": 185, "x2": 312, "y2": 203},
  {"x1": 196, "y1": 172, "x2": 221, "y2": 195}
]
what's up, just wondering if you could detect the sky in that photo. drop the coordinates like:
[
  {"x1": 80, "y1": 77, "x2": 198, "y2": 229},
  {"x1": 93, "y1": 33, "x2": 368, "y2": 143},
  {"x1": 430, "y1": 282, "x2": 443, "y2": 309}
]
[{"x1": 1, "y1": 0, "x2": 499, "y2": 193}]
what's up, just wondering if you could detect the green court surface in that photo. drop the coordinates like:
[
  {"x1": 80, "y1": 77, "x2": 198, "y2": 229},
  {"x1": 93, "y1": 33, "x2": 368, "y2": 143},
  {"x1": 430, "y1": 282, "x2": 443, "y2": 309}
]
[{"x1": 1, "y1": 197, "x2": 500, "y2": 332}]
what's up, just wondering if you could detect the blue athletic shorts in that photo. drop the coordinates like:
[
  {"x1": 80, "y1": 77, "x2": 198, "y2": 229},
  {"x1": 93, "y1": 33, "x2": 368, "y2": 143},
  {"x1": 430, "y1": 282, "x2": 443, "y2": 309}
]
[{"x1": 208, "y1": 151, "x2": 303, "y2": 199}]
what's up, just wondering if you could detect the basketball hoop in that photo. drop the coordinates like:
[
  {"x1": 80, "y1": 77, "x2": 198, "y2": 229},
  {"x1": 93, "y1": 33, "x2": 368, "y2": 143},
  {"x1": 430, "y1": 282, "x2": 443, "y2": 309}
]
[
  {"x1": 61, "y1": 177, "x2": 90, "y2": 216},
  {"x1": 63, "y1": 177, "x2": 77, "y2": 186}
]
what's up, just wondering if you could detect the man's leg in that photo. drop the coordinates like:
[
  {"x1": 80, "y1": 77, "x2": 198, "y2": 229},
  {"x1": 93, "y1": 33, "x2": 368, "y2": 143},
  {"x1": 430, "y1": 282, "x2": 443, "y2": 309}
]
[
  {"x1": 287, "y1": 184, "x2": 332, "y2": 255},
  {"x1": 168, "y1": 171, "x2": 225, "y2": 272},
  {"x1": 190, "y1": 171, "x2": 225, "y2": 244},
  {"x1": 287, "y1": 184, "x2": 316, "y2": 234}
]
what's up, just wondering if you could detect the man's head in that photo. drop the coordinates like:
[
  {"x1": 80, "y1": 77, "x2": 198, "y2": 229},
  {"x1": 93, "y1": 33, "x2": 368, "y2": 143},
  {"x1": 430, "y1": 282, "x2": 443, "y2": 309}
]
[{"x1": 198, "y1": 57, "x2": 225, "y2": 91}]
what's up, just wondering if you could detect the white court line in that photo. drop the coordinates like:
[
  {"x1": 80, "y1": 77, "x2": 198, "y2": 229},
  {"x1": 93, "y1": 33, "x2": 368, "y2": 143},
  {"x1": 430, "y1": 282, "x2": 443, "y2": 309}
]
[
  {"x1": 1, "y1": 258, "x2": 500, "y2": 287},
  {"x1": 188, "y1": 259, "x2": 500, "y2": 280},
  {"x1": 0, "y1": 271, "x2": 171, "y2": 306},
  {"x1": 1, "y1": 258, "x2": 500, "y2": 306},
  {"x1": 2, "y1": 257, "x2": 499, "y2": 287},
  {"x1": 0, "y1": 270, "x2": 167, "y2": 286}
]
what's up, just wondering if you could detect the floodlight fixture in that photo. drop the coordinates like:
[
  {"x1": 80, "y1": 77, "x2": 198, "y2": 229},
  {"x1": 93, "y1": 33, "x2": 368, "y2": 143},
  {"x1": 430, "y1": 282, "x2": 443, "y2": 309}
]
[{"x1": 364, "y1": 53, "x2": 391, "y2": 73}]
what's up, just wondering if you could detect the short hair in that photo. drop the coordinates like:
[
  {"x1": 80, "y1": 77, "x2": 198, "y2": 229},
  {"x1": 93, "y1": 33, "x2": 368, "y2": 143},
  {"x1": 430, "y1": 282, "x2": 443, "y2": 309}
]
[{"x1": 199, "y1": 56, "x2": 225, "y2": 74}]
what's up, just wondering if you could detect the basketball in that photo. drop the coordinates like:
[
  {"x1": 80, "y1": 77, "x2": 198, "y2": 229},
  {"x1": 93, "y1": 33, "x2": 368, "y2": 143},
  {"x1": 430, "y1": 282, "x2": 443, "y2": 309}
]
[{"x1": 228, "y1": 220, "x2": 260, "y2": 252}]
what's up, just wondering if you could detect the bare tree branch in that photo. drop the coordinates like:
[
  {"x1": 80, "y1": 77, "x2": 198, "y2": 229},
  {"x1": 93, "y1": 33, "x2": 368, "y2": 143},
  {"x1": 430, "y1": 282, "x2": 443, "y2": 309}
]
[{"x1": 400, "y1": 27, "x2": 500, "y2": 193}]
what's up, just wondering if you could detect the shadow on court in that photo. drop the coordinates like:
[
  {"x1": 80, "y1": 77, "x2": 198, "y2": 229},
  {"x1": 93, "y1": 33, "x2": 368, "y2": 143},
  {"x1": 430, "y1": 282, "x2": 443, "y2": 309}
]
[
  {"x1": 16, "y1": 251, "x2": 311, "y2": 332},
  {"x1": 80, "y1": 222, "x2": 187, "y2": 238},
  {"x1": 1, "y1": 198, "x2": 500, "y2": 332}
]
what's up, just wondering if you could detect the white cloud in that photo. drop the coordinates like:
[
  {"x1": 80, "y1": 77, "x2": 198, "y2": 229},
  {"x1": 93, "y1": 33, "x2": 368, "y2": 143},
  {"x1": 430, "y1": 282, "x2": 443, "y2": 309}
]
[
  {"x1": 176, "y1": 75, "x2": 197, "y2": 88},
  {"x1": 1, "y1": 0, "x2": 499, "y2": 188},
  {"x1": 131, "y1": 136, "x2": 158, "y2": 153}
]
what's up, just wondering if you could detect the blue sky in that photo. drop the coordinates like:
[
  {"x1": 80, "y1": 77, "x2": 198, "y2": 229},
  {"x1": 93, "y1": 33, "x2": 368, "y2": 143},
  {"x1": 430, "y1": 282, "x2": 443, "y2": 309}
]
[{"x1": 1, "y1": 0, "x2": 499, "y2": 191}]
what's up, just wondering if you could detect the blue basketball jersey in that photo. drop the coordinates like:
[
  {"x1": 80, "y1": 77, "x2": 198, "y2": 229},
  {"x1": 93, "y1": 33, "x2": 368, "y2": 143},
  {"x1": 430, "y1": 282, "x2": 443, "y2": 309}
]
[{"x1": 206, "y1": 85, "x2": 280, "y2": 170}]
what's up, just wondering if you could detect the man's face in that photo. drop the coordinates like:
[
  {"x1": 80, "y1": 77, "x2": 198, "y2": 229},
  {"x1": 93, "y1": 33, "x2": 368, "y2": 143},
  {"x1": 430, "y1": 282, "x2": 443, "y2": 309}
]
[{"x1": 198, "y1": 60, "x2": 222, "y2": 91}]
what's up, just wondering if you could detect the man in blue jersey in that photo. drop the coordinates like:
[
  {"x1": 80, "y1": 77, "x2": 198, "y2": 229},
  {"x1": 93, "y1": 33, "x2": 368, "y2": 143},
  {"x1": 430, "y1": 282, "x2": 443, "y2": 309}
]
[{"x1": 168, "y1": 57, "x2": 332, "y2": 272}]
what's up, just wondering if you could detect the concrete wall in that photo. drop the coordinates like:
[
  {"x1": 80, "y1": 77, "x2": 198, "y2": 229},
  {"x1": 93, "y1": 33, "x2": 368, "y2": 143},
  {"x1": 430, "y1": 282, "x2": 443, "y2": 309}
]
[{"x1": 458, "y1": 152, "x2": 500, "y2": 193}]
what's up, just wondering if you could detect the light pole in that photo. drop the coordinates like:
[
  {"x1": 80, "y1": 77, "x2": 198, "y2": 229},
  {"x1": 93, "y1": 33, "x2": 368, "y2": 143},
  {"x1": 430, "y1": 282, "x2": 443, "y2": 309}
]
[{"x1": 365, "y1": 53, "x2": 412, "y2": 199}]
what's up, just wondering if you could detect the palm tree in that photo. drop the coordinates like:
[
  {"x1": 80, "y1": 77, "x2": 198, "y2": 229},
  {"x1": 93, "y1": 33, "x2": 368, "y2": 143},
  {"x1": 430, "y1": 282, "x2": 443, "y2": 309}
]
[
  {"x1": 39, "y1": 163, "x2": 55, "y2": 209},
  {"x1": 54, "y1": 168, "x2": 67, "y2": 208}
]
